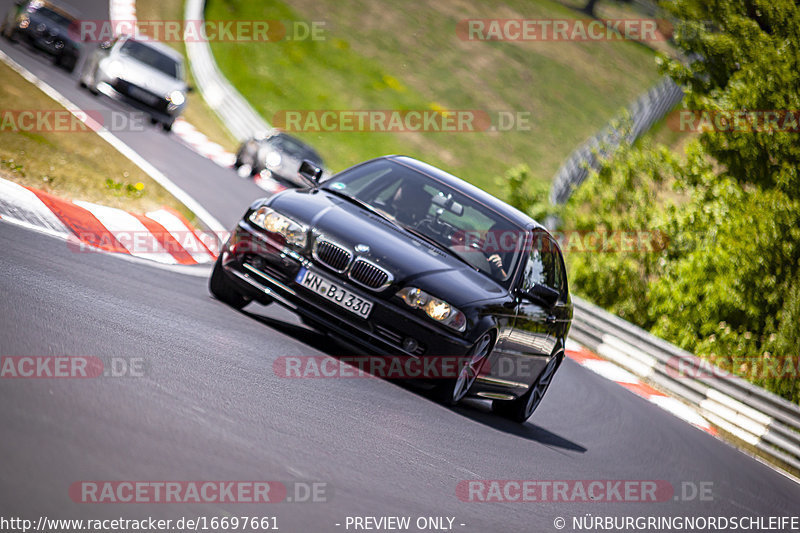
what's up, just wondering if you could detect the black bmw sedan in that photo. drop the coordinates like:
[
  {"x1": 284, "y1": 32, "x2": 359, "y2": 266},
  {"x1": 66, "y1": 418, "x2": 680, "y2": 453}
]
[
  {"x1": 2, "y1": 0, "x2": 82, "y2": 72},
  {"x1": 210, "y1": 155, "x2": 572, "y2": 422}
]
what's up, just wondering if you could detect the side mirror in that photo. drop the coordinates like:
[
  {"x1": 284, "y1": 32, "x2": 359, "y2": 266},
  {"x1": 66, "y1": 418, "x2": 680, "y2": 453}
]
[
  {"x1": 298, "y1": 159, "x2": 323, "y2": 185},
  {"x1": 520, "y1": 283, "x2": 559, "y2": 308},
  {"x1": 99, "y1": 40, "x2": 112, "y2": 49}
]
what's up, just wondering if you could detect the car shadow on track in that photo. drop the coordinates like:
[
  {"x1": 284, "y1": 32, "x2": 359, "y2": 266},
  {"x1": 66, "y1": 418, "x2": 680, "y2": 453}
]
[
  {"x1": 240, "y1": 308, "x2": 587, "y2": 454},
  {"x1": 446, "y1": 399, "x2": 587, "y2": 453},
  {"x1": 241, "y1": 309, "x2": 334, "y2": 354}
]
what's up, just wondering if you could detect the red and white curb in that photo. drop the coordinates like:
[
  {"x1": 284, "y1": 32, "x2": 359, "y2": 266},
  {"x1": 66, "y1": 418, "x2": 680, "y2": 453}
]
[
  {"x1": 171, "y1": 118, "x2": 236, "y2": 168},
  {"x1": 109, "y1": 0, "x2": 136, "y2": 28},
  {"x1": 0, "y1": 178, "x2": 218, "y2": 265},
  {"x1": 565, "y1": 338, "x2": 717, "y2": 436}
]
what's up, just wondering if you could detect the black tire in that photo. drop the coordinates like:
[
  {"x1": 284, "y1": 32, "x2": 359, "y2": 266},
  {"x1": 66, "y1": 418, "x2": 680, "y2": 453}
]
[
  {"x1": 54, "y1": 53, "x2": 77, "y2": 73},
  {"x1": 87, "y1": 72, "x2": 99, "y2": 95},
  {"x1": 162, "y1": 120, "x2": 173, "y2": 132},
  {"x1": 2, "y1": 24, "x2": 17, "y2": 42},
  {"x1": 434, "y1": 331, "x2": 494, "y2": 406},
  {"x1": 493, "y1": 351, "x2": 563, "y2": 423},
  {"x1": 209, "y1": 256, "x2": 250, "y2": 310}
]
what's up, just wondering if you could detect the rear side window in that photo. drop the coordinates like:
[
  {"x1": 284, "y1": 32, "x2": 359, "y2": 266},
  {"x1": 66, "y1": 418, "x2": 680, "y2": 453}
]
[{"x1": 520, "y1": 232, "x2": 568, "y2": 300}]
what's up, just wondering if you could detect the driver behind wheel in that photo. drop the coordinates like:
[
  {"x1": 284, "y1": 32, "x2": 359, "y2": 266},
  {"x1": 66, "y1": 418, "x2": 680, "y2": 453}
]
[
  {"x1": 389, "y1": 182, "x2": 432, "y2": 227},
  {"x1": 484, "y1": 222, "x2": 521, "y2": 279}
]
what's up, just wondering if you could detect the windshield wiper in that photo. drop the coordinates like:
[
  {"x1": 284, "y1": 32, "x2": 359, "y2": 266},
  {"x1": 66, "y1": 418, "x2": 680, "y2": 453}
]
[
  {"x1": 400, "y1": 224, "x2": 481, "y2": 272},
  {"x1": 322, "y1": 188, "x2": 403, "y2": 229}
]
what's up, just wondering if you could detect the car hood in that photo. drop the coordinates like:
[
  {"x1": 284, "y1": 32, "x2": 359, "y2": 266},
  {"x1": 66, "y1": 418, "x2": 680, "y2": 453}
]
[
  {"x1": 113, "y1": 55, "x2": 185, "y2": 95},
  {"x1": 267, "y1": 189, "x2": 507, "y2": 307}
]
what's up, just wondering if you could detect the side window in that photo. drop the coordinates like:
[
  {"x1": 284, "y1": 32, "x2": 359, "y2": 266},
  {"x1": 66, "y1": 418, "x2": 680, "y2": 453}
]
[{"x1": 520, "y1": 232, "x2": 567, "y2": 299}]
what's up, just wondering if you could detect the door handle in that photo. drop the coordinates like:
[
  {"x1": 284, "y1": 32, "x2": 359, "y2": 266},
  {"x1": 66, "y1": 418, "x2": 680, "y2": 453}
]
[{"x1": 545, "y1": 314, "x2": 557, "y2": 324}]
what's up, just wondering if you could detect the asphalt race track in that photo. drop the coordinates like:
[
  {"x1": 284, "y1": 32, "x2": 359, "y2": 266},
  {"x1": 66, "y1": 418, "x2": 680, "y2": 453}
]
[{"x1": 1, "y1": 0, "x2": 800, "y2": 531}]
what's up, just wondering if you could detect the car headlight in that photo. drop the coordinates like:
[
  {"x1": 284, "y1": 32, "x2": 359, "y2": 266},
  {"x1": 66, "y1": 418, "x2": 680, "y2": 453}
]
[
  {"x1": 105, "y1": 59, "x2": 123, "y2": 79},
  {"x1": 167, "y1": 90, "x2": 185, "y2": 106},
  {"x1": 265, "y1": 151, "x2": 282, "y2": 169},
  {"x1": 249, "y1": 206, "x2": 307, "y2": 248},
  {"x1": 397, "y1": 287, "x2": 466, "y2": 332},
  {"x1": 18, "y1": 15, "x2": 29, "y2": 29}
]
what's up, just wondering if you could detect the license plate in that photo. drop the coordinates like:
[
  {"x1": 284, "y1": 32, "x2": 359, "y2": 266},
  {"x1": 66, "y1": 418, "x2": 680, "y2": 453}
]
[
  {"x1": 127, "y1": 86, "x2": 158, "y2": 105},
  {"x1": 296, "y1": 267, "x2": 373, "y2": 319}
]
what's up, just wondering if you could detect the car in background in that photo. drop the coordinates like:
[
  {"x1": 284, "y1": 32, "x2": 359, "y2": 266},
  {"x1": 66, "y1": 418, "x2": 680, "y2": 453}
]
[
  {"x1": 1, "y1": 0, "x2": 82, "y2": 72},
  {"x1": 234, "y1": 131, "x2": 325, "y2": 186},
  {"x1": 210, "y1": 155, "x2": 572, "y2": 423},
  {"x1": 79, "y1": 35, "x2": 188, "y2": 131}
]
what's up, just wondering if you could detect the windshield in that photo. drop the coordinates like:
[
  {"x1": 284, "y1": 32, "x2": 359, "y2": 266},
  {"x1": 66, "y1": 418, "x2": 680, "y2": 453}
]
[
  {"x1": 32, "y1": 7, "x2": 73, "y2": 26},
  {"x1": 323, "y1": 159, "x2": 526, "y2": 284},
  {"x1": 268, "y1": 135, "x2": 323, "y2": 165},
  {"x1": 119, "y1": 40, "x2": 182, "y2": 79}
]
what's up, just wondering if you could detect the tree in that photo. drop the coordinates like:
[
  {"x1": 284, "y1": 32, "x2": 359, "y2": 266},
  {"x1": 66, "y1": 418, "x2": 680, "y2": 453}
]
[
  {"x1": 523, "y1": 0, "x2": 800, "y2": 403},
  {"x1": 660, "y1": 0, "x2": 800, "y2": 198}
]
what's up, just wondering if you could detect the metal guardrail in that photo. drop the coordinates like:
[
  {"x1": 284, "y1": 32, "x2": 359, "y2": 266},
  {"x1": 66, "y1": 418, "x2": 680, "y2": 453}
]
[
  {"x1": 183, "y1": 0, "x2": 271, "y2": 141},
  {"x1": 569, "y1": 296, "x2": 800, "y2": 473},
  {"x1": 549, "y1": 77, "x2": 684, "y2": 204}
]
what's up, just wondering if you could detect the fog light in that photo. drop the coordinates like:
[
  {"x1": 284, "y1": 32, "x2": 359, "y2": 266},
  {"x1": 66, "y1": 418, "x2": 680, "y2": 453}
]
[{"x1": 402, "y1": 337, "x2": 418, "y2": 353}]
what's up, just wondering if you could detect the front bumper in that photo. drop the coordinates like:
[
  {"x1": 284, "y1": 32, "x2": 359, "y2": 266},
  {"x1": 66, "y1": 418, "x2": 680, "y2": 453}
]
[
  {"x1": 96, "y1": 77, "x2": 183, "y2": 123},
  {"x1": 221, "y1": 220, "x2": 475, "y2": 359},
  {"x1": 23, "y1": 31, "x2": 71, "y2": 55}
]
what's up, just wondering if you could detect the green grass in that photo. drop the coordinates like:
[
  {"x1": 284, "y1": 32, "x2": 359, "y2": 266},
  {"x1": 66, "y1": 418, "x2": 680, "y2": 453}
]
[
  {"x1": 0, "y1": 61, "x2": 194, "y2": 219},
  {"x1": 205, "y1": 0, "x2": 661, "y2": 196}
]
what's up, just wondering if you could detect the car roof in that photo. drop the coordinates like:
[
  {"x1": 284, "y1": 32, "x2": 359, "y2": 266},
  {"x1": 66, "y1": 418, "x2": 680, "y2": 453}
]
[
  {"x1": 30, "y1": 0, "x2": 79, "y2": 19},
  {"x1": 267, "y1": 131, "x2": 324, "y2": 161},
  {"x1": 120, "y1": 36, "x2": 184, "y2": 62},
  {"x1": 385, "y1": 155, "x2": 543, "y2": 230}
]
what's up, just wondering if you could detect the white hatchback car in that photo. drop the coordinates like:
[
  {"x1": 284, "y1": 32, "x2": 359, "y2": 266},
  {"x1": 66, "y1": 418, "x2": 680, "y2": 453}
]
[{"x1": 80, "y1": 34, "x2": 189, "y2": 130}]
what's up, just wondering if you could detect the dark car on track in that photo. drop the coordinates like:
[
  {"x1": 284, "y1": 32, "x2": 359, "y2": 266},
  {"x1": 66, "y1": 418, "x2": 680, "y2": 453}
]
[
  {"x1": 210, "y1": 155, "x2": 572, "y2": 422},
  {"x1": 233, "y1": 131, "x2": 325, "y2": 186},
  {"x1": 2, "y1": 0, "x2": 82, "y2": 72}
]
